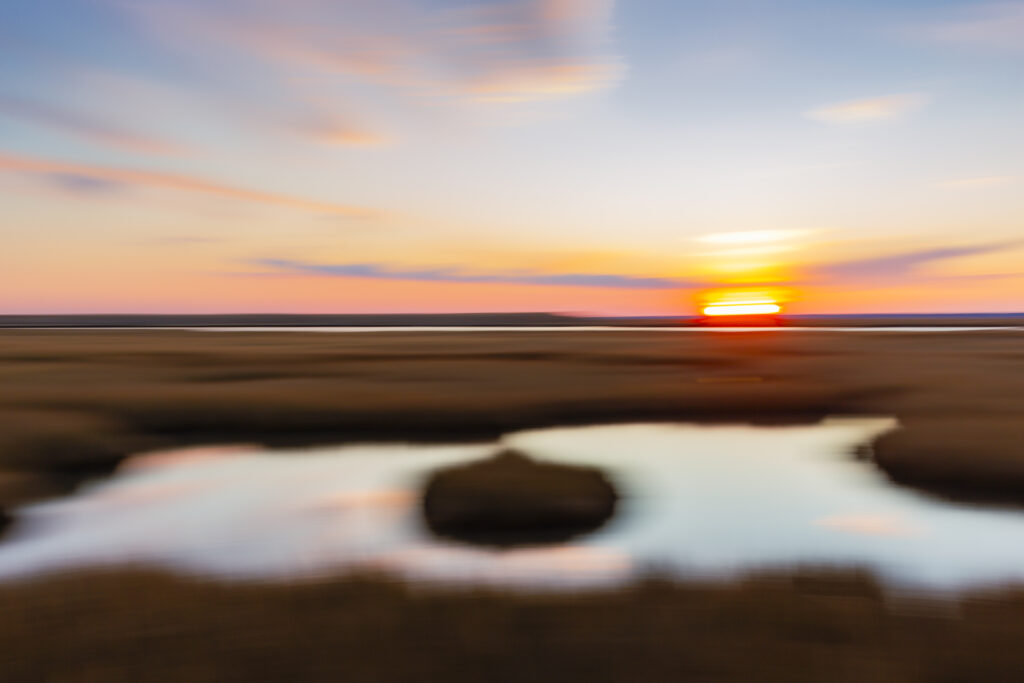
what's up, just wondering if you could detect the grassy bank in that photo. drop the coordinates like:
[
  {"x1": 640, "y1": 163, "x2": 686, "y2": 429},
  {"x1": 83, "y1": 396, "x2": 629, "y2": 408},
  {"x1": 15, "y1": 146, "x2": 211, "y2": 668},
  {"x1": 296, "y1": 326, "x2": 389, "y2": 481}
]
[
  {"x1": 3, "y1": 568, "x2": 1024, "y2": 682},
  {"x1": 423, "y1": 450, "x2": 619, "y2": 545}
]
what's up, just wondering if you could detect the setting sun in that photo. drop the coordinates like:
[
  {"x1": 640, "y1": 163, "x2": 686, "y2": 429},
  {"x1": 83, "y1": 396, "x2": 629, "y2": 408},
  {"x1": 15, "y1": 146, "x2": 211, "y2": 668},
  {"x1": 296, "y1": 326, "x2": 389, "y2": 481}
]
[
  {"x1": 697, "y1": 287, "x2": 789, "y2": 318},
  {"x1": 702, "y1": 302, "x2": 782, "y2": 316}
]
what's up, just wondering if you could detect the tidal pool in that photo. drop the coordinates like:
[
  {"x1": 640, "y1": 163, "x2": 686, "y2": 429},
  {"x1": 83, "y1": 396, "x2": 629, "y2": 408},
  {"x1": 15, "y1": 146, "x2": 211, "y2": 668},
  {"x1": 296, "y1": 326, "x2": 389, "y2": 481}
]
[{"x1": 4, "y1": 417, "x2": 1024, "y2": 591}]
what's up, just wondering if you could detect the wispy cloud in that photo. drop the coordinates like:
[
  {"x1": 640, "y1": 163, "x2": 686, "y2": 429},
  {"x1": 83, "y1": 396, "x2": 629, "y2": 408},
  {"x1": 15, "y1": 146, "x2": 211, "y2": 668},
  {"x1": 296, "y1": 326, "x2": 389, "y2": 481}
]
[
  {"x1": 0, "y1": 94, "x2": 182, "y2": 155},
  {"x1": 251, "y1": 258, "x2": 690, "y2": 290},
  {"x1": 815, "y1": 240, "x2": 1021, "y2": 280},
  {"x1": 0, "y1": 151, "x2": 379, "y2": 219},
  {"x1": 117, "y1": 0, "x2": 621, "y2": 116},
  {"x1": 296, "y1": 110, "x2": 392, "y2": 147},
  {"x1": 46, "y1": 173, "x2": 127, "y2": 194},
  {"x1": 804, "y1": 93, "x2": 926, "y2": 124},
  {"x1": 914, "y1": 2, "x2": 1024, "y2": 51}
]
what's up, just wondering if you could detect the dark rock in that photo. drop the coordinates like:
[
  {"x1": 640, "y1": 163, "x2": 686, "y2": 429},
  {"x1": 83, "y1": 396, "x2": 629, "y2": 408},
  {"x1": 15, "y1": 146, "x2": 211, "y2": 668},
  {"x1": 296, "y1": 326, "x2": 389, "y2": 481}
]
[{"x1": 422, "y1": 450, "x2": 618, "y2": 547}]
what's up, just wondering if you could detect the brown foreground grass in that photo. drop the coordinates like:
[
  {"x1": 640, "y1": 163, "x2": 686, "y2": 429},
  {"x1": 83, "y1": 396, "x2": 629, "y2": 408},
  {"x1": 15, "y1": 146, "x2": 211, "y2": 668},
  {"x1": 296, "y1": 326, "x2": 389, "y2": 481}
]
[
  {"x1": 2, "y1": 328, "x2": 1024, "y2": 509},
  {"x1": 3, "y1": 568, "x2": 1024, "y2": 682}
]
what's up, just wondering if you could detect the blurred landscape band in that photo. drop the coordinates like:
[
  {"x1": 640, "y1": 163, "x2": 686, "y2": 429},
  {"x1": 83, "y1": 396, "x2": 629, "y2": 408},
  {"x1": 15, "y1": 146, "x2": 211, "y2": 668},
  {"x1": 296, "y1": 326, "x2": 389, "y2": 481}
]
[
  {"x1": 3, "y1": 327, "x2": 1024, "y2": 512},
  {"x1": 3, "y1": 326, "x2": 1024, "y2": 681},
  {"x1": 4, "y1": 313, "x2": 1024, "y2": 328}
]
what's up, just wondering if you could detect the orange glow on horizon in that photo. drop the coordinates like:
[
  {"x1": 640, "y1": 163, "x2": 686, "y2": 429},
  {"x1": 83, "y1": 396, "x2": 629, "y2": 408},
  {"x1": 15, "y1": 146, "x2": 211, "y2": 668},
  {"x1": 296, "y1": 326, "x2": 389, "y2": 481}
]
[
  {"x1": 702, "y1": 302, "x2": 782, "y2": 316},
  {"x1": 697, "y1": 287, "x2": 790, "y2": 317}
]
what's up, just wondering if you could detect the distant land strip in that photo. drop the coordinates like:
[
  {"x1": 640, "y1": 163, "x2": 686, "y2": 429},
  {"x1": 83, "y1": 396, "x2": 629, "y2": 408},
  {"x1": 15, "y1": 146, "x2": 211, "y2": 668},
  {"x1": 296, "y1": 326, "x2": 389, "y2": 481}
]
[{"x1": 2, "y1": 313, "x2": 1024, "y2": 328}]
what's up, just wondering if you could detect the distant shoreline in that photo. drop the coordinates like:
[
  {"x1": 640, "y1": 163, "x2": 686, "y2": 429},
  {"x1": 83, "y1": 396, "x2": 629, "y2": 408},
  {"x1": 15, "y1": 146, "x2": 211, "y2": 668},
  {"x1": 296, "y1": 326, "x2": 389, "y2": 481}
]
[{"x1": 4, "y1": 312, "x2": 1024, "y2": 328}]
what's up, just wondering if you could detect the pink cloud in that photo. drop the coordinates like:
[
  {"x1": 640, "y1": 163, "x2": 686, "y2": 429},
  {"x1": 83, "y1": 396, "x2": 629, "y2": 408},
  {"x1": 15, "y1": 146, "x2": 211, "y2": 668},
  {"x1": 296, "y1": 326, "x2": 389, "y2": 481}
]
[
  {"x1": 118, "y1": 0, "x2": 622, "y2": 112},
  {"x1": 0, "y1": 151, "x2": 379, "y2": 218},
  {"x1": 0, "y1": 94, "x2": 183, "y2": 155}
]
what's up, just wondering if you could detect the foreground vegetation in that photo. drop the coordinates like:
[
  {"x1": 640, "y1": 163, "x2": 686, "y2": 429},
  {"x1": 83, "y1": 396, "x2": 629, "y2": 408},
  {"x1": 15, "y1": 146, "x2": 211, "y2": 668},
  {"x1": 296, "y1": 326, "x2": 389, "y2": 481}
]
[
  {"x1": 3, "y1": 568, "x2": 1024, "y2": 682},
  {"x1": 423, "y1": 450, "x2": 619, "y2": 546}
]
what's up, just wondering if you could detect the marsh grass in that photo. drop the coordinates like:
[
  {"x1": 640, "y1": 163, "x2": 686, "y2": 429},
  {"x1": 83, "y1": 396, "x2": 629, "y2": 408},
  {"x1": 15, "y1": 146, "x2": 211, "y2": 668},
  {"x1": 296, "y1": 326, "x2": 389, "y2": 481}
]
[
  {"x1": 874, "y1": 418, "x2": 1024, "y2": 503},
  {"x1": 423, "y1": 450, "x2": 619, "y2": 546},
  {"x1": 2, "y1": 329, "x2": 1024, "y2": 508},
  {"x1": 3, "y1": 568, "x2": 1024, "y2": 682}
]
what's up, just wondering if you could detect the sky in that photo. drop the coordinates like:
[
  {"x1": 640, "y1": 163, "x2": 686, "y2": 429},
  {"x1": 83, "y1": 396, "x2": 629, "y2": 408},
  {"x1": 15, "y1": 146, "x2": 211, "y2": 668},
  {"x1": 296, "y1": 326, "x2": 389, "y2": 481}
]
[{"x1": 2, "y1": 0, "x2": 1023, "y2": 315}]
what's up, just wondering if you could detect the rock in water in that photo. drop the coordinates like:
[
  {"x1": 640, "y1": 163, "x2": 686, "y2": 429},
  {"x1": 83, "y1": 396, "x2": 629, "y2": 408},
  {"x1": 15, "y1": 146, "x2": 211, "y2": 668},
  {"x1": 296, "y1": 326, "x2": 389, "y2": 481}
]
[{"x1": 422, "y1": 450, "x2": 618, "y2": 547}]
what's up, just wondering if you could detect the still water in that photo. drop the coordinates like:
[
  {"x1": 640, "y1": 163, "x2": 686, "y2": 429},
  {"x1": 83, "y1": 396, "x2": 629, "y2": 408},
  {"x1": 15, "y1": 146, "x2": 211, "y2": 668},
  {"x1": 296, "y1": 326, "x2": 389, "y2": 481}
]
[{"x1": 4, "y1": 418, "x2": 1024, "y2": 590}]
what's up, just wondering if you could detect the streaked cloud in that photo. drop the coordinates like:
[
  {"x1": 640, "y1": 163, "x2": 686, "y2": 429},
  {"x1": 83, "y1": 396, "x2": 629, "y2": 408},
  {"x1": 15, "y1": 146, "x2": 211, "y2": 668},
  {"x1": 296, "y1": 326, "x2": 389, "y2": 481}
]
[
  {"x1": 0, "y1": 152, "x2": 378, "y2": 219},
  {"x1": 804, "y1": 93, "x2": 926, "y2": 124},
  {"x1": 118, "y1": 0, "x2": 621, "y2": 115},
  {"x1": 251, "y1": 258, "x2": 690, "y2": 290},
  {"x1": 462, "y1": 61, "x2": 621, "y2": 103},
  {"x1": 46, "y1": 173, "x2": 126, "y2": 194},
  {"x1": 294, "y1": 106, "x2": 393, "y2": 147},
  {"x1": 0, "y1": 94, "x2": 182, "y2": 155},
  {"x1": 302, "y1": 120, "x2": 392, "y2": 147},
  {"x1": 815, "y1": 240, "x2": 1022, "y2": 281},
  {"x1": 915, "y1": 2, "x2": 1024, "y2": 51}
]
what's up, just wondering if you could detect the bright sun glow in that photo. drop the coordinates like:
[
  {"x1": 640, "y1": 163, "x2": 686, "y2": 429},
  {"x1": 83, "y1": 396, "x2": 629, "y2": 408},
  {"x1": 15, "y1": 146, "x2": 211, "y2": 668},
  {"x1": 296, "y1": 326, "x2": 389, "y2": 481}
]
[
  {"x1": 702, "y1": 303, "x2": 782, "y2": 316},
  {"x1": 697, "y1": 288, "x2": 788, "y2": 317}
]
